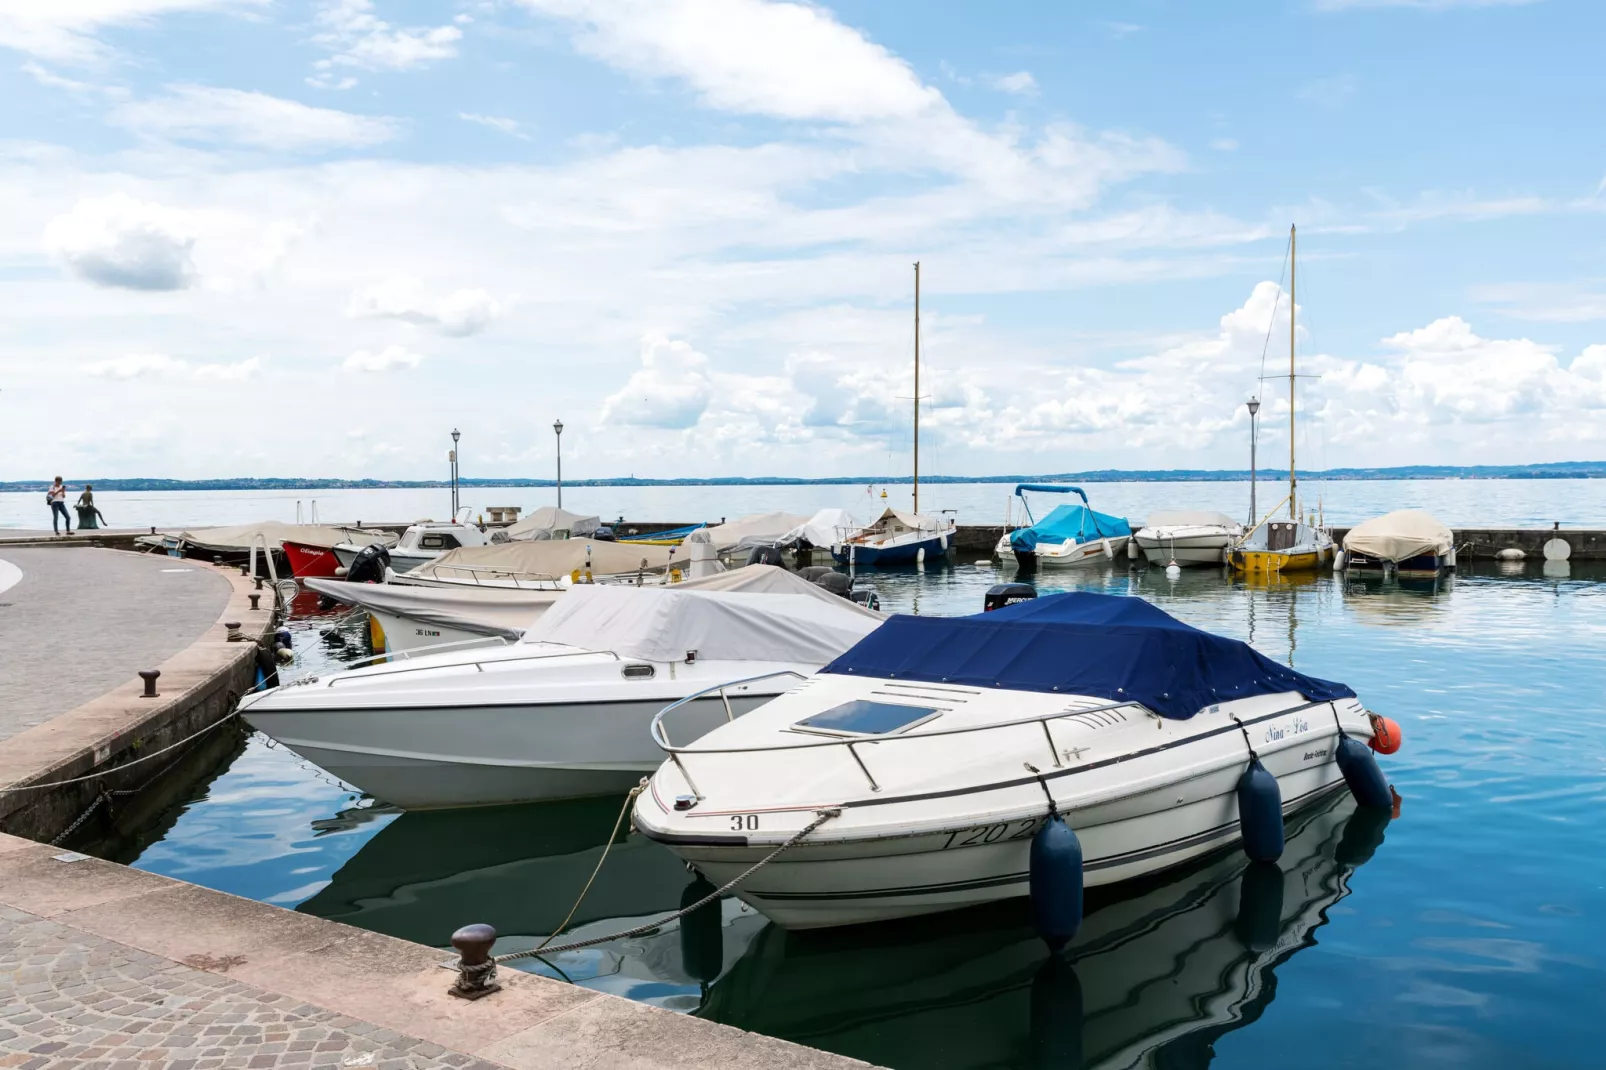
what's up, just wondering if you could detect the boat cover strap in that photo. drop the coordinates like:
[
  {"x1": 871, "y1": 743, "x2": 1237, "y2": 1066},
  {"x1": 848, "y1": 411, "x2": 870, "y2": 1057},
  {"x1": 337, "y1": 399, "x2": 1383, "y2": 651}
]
[{"x1": 821, "y1": 592, "x2": 1355, "y2": 720}]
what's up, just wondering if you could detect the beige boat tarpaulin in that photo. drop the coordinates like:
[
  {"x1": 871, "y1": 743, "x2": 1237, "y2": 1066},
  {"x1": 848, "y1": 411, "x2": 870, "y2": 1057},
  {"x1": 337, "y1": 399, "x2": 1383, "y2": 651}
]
[
  {"x1": 1342, "y1": 510, "x2": 1453, "y2": 561},
  {"x1": 504, "y1": 506, "x2": 603, "y2": 540},
  {"x1": 306, "y1": 564, "x2": 881, "y2": 640},
  {"x1": 168, "y1": 522, "x2": 395, "y2": 552},
  {"x1": 409, "y1": 539, "x2": 680, "y2": 579},
  {"x1": 702, "y1": 511, "x2": 811, "y2": 551}
]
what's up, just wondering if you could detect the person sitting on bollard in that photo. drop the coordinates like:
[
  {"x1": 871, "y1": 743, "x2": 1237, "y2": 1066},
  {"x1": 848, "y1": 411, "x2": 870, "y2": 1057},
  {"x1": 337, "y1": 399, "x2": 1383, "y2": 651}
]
[
  {"x1": 46, "y1": 476, "x2": 71, "y2": 535},
  {"x1": 75, "y1": 484, "x2": 107, "y2": 530}
]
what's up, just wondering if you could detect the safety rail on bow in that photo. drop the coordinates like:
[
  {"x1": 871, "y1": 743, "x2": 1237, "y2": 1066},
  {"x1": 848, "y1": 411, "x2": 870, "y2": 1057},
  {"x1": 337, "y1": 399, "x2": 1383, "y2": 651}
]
[
  {"x1": 324, "y1": 643, "x2": 619, "y2": 687},
  {"x1": 651, "y1": 674, "x2": 1146, "y2": 796},
  {"x1": 334, "y1": 634, "x2": 512, "y2": 672},
  {"x1": 410, "y1": 562, "x2": 567, "y2": 589}
]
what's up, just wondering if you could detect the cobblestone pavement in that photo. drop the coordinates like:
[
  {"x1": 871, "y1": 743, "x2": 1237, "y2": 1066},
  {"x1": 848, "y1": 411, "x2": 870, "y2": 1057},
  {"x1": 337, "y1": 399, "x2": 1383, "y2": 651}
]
[
  {"x1": 0, "y1": 549, "x2": 229, "y2": 742},
  {"x1": 0, "y1": 906, "x2": 506, "y2": 1070}
]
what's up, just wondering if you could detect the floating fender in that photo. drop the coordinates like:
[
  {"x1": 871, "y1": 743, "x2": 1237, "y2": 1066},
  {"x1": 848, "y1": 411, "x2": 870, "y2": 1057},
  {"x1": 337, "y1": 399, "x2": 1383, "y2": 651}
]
[
  {"x1": 1234, "y1": 860, "x2": 1286, "y2": 952},
  {"x1": 1164, "y1": 561, "x2": 1181, "y2": 580},
  {"x1": 916, "y1": 547, "x2": 927, "y2": 565},
  {"x1": 1335, "y1": 734, "x2": 1392, "y2": 809},
  {"x1": 678, "y1": 875, "x2": 725, "y2": 985},
  {"x1": 274, "y1": 627, "x2": 292, "y2": 650},
  {"x1": 1029, "y1": 815, "x2": 1084, "y2": 951},
  {"x1": 253, "y1": 642, "x2": 278, "y2": 690},
  {"x1": 1368, "y1": 714, "x2": 1403, "y2": 755},
  {"x1": 1100, "y1": 538, "x2": 1113, "y2": 560},
  {"x1": 1028, "y1": 954, "x2": 1083, "y2": 1070},
  {"x1": 1236, "y1": 759, "x2": 1285, "y2": 863},
  {"x1": 1127, "y1": 538, "x2": 1139, "y2": 559},
  {"x1": 1336, "y1": 804, "x2": 1391, "y2": 867},
  {"x1": 1333, "y1": 549, "x2": 1346, "y2": 571}
]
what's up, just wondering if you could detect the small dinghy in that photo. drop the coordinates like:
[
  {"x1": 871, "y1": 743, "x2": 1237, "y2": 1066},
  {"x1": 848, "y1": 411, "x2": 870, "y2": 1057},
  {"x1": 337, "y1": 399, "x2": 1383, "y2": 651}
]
[{"x1": 635, "y1": 592, "x2": 1399, "y2": 930}]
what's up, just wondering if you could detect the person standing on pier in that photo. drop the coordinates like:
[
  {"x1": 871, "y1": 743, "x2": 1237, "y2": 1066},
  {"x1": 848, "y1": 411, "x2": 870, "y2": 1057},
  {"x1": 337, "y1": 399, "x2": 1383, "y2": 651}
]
[{"x1": 46, "y1": 476, "x2": 71, "y2": 535}]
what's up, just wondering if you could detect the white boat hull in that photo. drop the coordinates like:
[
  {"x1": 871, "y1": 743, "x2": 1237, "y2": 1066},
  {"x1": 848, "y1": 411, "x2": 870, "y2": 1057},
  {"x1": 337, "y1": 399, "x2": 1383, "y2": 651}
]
[
  {"x1": 996, "y1": 533, "x2": 1130, "y2": 569},
  {"x1": 368, "y1": 609, "x2": 490, "y2": 655},
  {"x1": 639, "y1": 691, "x2": 1377, "y2": 929},
  {"x1": 1134, "y1": 530, "x2": 1237, "y2": 566}
]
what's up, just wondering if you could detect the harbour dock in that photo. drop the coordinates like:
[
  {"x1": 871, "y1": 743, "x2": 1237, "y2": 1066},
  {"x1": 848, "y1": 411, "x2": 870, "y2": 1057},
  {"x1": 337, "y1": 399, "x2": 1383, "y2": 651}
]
[{"x1": 0, "y1": 543, "x2": 876, "y2": 1069}]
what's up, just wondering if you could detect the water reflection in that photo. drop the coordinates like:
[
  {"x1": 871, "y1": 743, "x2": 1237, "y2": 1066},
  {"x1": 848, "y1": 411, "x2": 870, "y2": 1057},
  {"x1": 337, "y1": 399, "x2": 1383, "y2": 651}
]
[{"x1": 696, "y1": 796, "x2": 1388, "y2": 1070}]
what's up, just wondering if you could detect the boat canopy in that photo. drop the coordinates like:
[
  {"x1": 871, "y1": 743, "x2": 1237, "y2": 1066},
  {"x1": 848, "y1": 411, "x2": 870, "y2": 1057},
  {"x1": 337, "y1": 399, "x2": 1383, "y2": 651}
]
[
  {"x1": 504, "y1": 506, "x2": 602, "y2": 540},
  {"x1": 859, "y1": 507, "x2": 945, "y2": 535},
  {"x1": 1342, "y1": 510, "x2": 1453, "y2": 562},
  {"x1": 703, "y1": 511, "x2": 812, "y2": 551},
  {"x1": 777, "y1": 508, "x2": 859, "y2": 548},
  {"x1": 1009, "y1": 503, "x2": 1131, "y2": 552},
  {"x1": 821, "y1": 592, "x2": 1355, "y2": 720},
  {"x1": 519, "y1": 584, "x2": 883, "y2": 663},
  {"x1": 1014, "y1": 484, "x2": 1090, "y2": 503}
]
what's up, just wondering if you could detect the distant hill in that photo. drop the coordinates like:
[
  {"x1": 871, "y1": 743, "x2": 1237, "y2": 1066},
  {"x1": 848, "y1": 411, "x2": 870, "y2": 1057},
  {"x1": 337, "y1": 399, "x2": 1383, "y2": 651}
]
[{"x1": 5, "y1": 462, "x2": 1606, "y2": 493}]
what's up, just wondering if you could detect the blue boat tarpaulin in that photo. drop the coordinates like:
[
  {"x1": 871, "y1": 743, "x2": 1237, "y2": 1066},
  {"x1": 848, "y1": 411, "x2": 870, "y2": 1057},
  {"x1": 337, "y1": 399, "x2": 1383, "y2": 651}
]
[
  {"x1": 618, "y1": 524, "x2": 704, "y2": 543},
  {"x1": 822, "y1": 592, "x2": 1355, "y2": 720},
  {"x1": 1009, "y1": 504, "x2": 1131, "y2": 553}
]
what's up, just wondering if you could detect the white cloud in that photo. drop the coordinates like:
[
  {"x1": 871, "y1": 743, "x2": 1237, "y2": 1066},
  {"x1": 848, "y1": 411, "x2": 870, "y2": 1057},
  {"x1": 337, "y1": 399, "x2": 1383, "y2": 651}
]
[
  {"x1": 1104, "y1": 21, "x2": 1144, "y2": 37},
  {"x1": 343, "y1": 345, "x2": 425, "y2": 372},
  {"x1": 347, "y1": 280, "x2": 503, "y2": 337},
  {"x1": 991, "y1": 71, "x2": 1038, "y2": 96},
  {"x1": 311, "y1": 0, "x2": 463, "y2": 78},
  {"x1": 85, "y1": 353, "x2": 260, "y2": 380},
  {"x1": 459, "y1": 112, "x2": 526, "y2": 138},
  {"x1": 44, "y1": 193, "x2": 196, "y2": 291},
  {"x1": 0, "y1": 0, "x2": 266, "y2": 62},
  {"x1": 1210, "y1": 137, "x2": 1239, "y2": 152},
  {"x1": 1474, "y1": 282, "x2": 1606, "y2": 322},
  {"x1": 111, "y1": 85, "x2": 400, "y2": 150},
  {"x1": 600, "y1": 334, "x2": 715, "y2": 428},
  {"x1": 20, "y1": 62, "x2": 95, "y2": 91}
]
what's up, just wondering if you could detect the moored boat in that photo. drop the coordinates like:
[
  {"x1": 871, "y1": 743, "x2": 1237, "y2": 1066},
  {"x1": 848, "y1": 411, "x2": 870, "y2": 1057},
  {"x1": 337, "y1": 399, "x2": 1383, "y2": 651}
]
[
  {"x1": 831, "y1": 507, "x2": 955, "y2": 566},
  {"x1": 331, "y1": 517, "x2": 496, "y2": 574},
  {"x1": 994, "y1": 485, "x2": 1131, "y2": 570},
  {"x1": 635, "y1": 591, "x2": 1397, "y2": 930},
  {"x1": 1341, "y1": 510, "x2": 1455, "y2": 577},
  {"x1": 1134, "y1": 510, "x2": 1244, "y2": 567}
]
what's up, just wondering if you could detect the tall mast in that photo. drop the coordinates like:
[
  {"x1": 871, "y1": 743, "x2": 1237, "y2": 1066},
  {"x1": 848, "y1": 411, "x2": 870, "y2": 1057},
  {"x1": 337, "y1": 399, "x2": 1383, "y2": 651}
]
[
  {"x1": 913, "y1": 260, "x2": 920, "y2": 516},
  {"x1": 1288, "y1": 224, "x2": 1297, "y2": 520}
]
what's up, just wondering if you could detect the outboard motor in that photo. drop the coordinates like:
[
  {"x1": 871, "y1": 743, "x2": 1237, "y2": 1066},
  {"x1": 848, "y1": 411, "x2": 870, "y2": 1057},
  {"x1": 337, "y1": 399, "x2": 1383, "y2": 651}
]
[
  {"x1": 850, "y1": 587, "x2": 881, "y2": 612},
  {"x1": 984, "y1": 582, "x2": 1037, "y2": 612},
  {"x1": 346, "y1": 544, "x2": 390, "y2": 584},
  {"x1": 813, "y1": 571, "x2": 852, "y2": 598},
  {"x1": 591, "y1": 526, "x2": 617, "y2": 542},
  {"x1": 745, "y1": 545, "x2": 787, "y2": 567}
]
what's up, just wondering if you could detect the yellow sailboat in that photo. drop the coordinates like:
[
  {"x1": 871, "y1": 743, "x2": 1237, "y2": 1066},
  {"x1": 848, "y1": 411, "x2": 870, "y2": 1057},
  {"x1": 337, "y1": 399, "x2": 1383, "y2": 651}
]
[{"x1": 1229, "y1": 224, "x2": 1334, "y2": 575}]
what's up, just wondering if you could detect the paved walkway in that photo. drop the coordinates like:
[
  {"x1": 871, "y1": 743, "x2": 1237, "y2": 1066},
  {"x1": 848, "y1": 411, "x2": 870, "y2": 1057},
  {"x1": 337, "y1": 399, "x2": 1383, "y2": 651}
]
[{"x1": 0, "y1": 549, "x2": 230, "y2": 743}]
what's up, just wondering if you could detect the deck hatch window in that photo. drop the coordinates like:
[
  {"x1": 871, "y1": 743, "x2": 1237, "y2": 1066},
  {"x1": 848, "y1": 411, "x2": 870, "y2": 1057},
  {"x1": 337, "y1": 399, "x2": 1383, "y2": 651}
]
[{"x1": 792, "y1": 700, "x2": 940, "y2": 738}]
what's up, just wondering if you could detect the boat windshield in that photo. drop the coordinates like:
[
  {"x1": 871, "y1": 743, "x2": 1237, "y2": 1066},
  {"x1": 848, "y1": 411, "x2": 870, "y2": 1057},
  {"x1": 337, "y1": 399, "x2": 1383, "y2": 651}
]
[{"x1": 792, "y1": 700, "x2": 941, "y2": 737}]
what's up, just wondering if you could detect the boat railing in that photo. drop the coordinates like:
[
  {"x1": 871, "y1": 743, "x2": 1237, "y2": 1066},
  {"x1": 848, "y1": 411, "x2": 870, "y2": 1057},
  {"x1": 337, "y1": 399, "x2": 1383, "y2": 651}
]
[
  {"x1": 650, "y1": 674, "x2": 1146, "y2": 796},
  {"x1": 324, "y1": 643, "x2": 620, "y2": 687},
  {"x1": 412, "y1": 562, "x2": 567, "y2": 589},
  {"x1": 333, "y1": 634, "x2": 512, "y2": 673}
]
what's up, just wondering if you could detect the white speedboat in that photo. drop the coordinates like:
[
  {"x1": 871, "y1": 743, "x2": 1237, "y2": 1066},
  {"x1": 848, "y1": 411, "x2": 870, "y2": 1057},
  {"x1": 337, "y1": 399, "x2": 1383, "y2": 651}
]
[
  {"x1": 239, "y1": 583, "x2": 883, "y2": 810},
  {"x1": 1134, "y1": 510, "x2": 1244, "y2": 567},
  {"x1": 635, "y1": 591, "x2": 1397, "y2": 930},
  {"x1": 994, "y1": 484, "x2": 1132, "y2": 569},
  {"x1": 332, "y1": 514, "x2": 497, "y2": 575}
]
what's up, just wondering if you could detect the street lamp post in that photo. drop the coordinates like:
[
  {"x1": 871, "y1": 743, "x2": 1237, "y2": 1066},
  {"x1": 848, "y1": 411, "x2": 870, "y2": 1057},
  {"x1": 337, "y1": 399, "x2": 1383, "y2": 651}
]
[
  {"x1": 553, "y1": 419, "x2": 564, "y2": 509},
  {"x1": 1246, "y1": 398, "x2": 1260, "y2": 526},
  {"x1": 450, "y1": 428, "x2": 461, "y2": 518}
]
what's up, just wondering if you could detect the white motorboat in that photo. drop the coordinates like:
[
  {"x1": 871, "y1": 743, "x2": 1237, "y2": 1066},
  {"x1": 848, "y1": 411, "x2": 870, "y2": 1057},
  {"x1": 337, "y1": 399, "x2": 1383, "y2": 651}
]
[
  {"x1": 635, "y1": 591, "x2": 1398, "y2": 930},
  {"x1": 1134, "y1": 510, "x2": 1244, "y2": 567},
  {"x1": 239, "y1": 582, "x2": 884, "y2": 810},
  {"x1": 332, "y1": 513, "x2": 497, "y2": 575},
  {"x1": 993, "y1": 484, "x2": 1132, "y2": 569},
  {"x1": 389, "y1": 539, "x2": 681, "y2": 590}
]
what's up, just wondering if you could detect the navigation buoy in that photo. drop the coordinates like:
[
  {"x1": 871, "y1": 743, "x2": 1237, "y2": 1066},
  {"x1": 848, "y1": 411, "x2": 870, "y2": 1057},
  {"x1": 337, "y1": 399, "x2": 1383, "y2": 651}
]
[
  {"x1": 1164, "y1": 561, "x2": 1181, "y2": 580},
  {"x1": 1028, "y1": 954, "x2": 1084, "y2": 1070},
  {"x1": 677, "y1": 875, "x2": 724, "y2": 985},
  {"x1": 1029, "y1": 815, "x2": 1084, "y2": 950},
  {"x1": 1368, "y1": 714, "x2": 1403, "y2": 755},
  {"x1": 1335, "y1": 734, "x2": 1391, "y2": 809},
  {"x1": 1234, "y1": 860, "x2": 1285, "y2": 952},
  {"x1": 1236, "y1": 759, "x2": 1285, "y2": 862}
]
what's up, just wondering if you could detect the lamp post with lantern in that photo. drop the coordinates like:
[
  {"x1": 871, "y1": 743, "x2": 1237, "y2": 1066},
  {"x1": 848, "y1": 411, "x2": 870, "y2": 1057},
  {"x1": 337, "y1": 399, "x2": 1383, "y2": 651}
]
[
  {"x1": 553, "y1": 419, "x2": 564, "y2": 509},
  {"x1": 1246, "y1": 398, "x2": 1260, "y2": 527},
  {"x1": 449, "y1": 428, "x2": 461, "y2": 518}
]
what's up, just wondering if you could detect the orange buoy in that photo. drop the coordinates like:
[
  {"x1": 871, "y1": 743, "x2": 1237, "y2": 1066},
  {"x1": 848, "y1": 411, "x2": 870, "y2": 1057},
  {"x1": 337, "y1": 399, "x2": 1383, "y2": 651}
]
[{"x1": 1368, "y1": 714, "x2": 1402, "y2": 755}]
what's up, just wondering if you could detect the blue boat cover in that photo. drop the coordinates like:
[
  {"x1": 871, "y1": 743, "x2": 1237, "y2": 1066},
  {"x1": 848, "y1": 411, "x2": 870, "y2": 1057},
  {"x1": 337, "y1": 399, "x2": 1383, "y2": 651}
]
[
  {"x1": 618, "y1": 524, "x2": 704, "y2": 543},
  {"x1": 1010, "y1": 504, "x2": 1131, "y2": 553},
  {"x1": 821, "y1": 592, "x2": 1355, "y2": 720}
]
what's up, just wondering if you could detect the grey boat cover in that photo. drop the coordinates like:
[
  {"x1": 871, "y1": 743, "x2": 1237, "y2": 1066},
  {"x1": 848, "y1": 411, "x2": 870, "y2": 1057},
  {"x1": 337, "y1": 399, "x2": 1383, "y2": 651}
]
[
  {"x1": 408, "y1": 539, "x2": 680, "y2": 580},
  {"x1": 1342, "y1": 510, "x2": 1453, "y2": 561},
  {"x1": 165, "y1": 522, "x2": 396, "y2": 552},
  {"x1": 520, "y1": 583, "x2": 883, "y2": 664},
  {"x1": 702, "y1": 511, "x2": 811, "y2": 551},
  {"x1": 306, "y1": 564, "x2": 881, "y2": 640},
  {"x1": 504, "y1": 506, "x2": 603, "y2": 540}
]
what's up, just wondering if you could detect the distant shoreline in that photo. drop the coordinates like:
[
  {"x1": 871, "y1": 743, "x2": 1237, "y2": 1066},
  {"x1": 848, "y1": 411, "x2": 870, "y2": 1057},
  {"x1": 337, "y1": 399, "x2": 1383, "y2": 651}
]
[{"x1": 4, "y1": 463, "x2": 1605, "y2": 492}]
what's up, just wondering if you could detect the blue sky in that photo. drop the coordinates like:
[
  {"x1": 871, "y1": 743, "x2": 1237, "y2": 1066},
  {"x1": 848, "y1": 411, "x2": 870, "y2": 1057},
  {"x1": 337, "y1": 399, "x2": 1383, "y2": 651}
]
[{"x1": 2, "y1": 0, "x2": 1603, "y2": 480}]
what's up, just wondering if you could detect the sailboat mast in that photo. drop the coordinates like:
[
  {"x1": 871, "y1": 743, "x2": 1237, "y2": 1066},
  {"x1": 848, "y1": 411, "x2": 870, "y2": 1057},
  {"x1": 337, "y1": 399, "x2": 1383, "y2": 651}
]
[
  {"x1": 913, "y1": 260, "x2": 920, "y2": 516},
  {"x1": 1288, "y1": 225, "x2": 1297, "y2": 520}
]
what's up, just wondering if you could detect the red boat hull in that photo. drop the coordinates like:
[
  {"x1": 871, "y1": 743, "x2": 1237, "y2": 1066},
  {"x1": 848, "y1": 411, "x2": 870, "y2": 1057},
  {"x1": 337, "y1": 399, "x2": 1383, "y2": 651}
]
[{"x1": 284, "y1": 540, "x2": 340, "y2": 578}]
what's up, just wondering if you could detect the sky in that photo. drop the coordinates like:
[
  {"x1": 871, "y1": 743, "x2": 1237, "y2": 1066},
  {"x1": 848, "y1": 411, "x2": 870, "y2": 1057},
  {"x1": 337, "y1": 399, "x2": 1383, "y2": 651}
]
[{"x1": 2, "y1": 0, "x2": 1604, "y2": 481}]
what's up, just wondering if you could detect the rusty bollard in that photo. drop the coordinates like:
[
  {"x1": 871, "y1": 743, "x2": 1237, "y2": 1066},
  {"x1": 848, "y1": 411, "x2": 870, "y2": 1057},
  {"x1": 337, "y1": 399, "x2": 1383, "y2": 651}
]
[
  {"x1": 249, "y1": 593, "x2": 261, "y2": 611},
  {"x1": 448, "y1": 923, "x2": 501, "y2": 1000},
  {"x1": 139, "y1": 670, "x2": 160, "y2": 698},
  {"x1": 225, "y1": 621, "x2": 244, "y2": 642}
]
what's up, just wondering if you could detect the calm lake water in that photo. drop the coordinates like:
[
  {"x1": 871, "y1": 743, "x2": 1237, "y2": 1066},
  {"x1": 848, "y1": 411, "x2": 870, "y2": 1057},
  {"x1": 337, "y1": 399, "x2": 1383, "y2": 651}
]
[
  {"x1": 4, "y1": 478, "x2": 1606, "y2": 531},
  {"x1": 105, "y1": 559, "x2": 1606, "y2": 1069}
]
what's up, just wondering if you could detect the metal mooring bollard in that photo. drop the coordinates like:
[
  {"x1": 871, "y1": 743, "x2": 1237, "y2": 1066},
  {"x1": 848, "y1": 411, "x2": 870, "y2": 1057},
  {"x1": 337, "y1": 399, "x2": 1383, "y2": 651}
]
[
  {"x1": 138, "y1": 670, "x2": 160, "y2": 698},
  {"x1": 239, "y1": 564, "x2": 249, "y2": 577},
  {"x1": 249, "y1": 593, "x2": 261, "y2": 611},
  {"x1": 254, "y1": 576, "x2": 264, "y2": 590},
  {"x1": 225, "y1": 621, "x2": 244, "y2": 642},
  {"x1": 448, "y1": 923, "x2": 501, "y2": 1000}
]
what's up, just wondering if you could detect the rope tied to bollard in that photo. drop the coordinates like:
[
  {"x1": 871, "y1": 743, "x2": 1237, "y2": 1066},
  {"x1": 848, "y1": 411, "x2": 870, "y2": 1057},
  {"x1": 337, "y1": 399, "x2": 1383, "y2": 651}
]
[{"x1": 485, "y1": 806, "x2": 842, "y2": 966}]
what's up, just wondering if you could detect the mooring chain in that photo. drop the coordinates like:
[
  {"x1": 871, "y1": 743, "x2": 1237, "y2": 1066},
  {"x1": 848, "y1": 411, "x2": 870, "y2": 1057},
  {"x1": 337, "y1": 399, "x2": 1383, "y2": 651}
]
[{"x1": 490, "y1": 807, "x2": 841, "y2": 965}]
